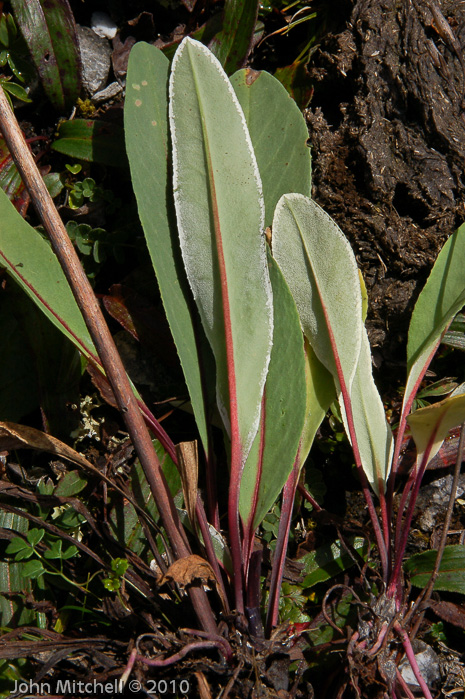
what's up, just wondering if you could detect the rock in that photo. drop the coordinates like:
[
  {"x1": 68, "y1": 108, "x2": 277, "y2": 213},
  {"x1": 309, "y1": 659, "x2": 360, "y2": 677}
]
[
  {"x1": 92, "y1": 82, "x2": 123, "y2": 104},
  {"x1": 91, "y1": 11, "x2": 118, "y2": 40},
  {"x1": 399, "y1": 641, "x2": 441, "y2": 690},
  {"x1": 77, "y1": 25, "x2": 112, "y2": 96},
  {"x1": 415, "y1": 474, "x2": 465, "y2": 533}
]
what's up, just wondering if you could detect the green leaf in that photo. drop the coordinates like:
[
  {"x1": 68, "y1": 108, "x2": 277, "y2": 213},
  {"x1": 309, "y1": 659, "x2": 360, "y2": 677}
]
[
  {"x1": 0, "y1": 188, "x2": 97, "y2": 364},
  {"x1": 124, "y1": 41, "x2": 211, "y2": 452},
  {"x1": 52, "y1": 120, "x2": 128, "y2": 167},
  {"x1": 10, "y1": 0, "x2": 81, "y2": 111},
  {"x1": 111, "y1": 558, "x2": 129, "y2": 576},
  {"x1": 273, "y1": 194, "x2": 362, "y2": 394},
  {"x1": 5, "y1": 537, "x2": 30, "y2": 555},
  {"x1": 405, "y1": 223, "x2": 465, "y2": 414},
  {"x1": 343, "y1": 329, "x2": 393, "y2": 492},
  {"x1": 170, "y1": 37, "x2": 272, "y2": 461},
  {"x1": 54, "y1": 506, "x2": 85, "y2": 530},
  {"x1": 2, "y1": 80, "x2": 31, "y2": 102},
  {"x1": 231, "y1": 68, "x2": 311, "y2": 227},
  {"x1": 0, "y1": 511, "x2": 37, "y2": 627},
  {"x1": 7, "y1": 282, "x2": 81, "y2": 437},
  {"x1": 103, "y1": 577, "x2": 120, "y2": 592},
  {"x1": 43, "y1": 540, "x2": 62, "y2": 559},
  {"x1": 298, "y1": 338, "x2": 335, "y2": 467},
  {"x1": 301, "y1": 537, "x2": 368, "y2": 588},
  {"x1": 61, "y1": 544, "x2": 78, "y2": 560},
  {"x1": 65, "y1": 163, "x2": 82, "y2": 175},
  {"x1": 405, "y1": 545, "x2": 465, "y2": 593},
  {"x1": 43, "y1": 172, "x2": 65, "y2": 199},
  {"x1": 210, "y1": 0, "x2": 260, "y2": 74},
  {"x1": 54, "y1": 470, "x2": 87, "y2": 497},
  {"x1": 407, "y1": 393, "x2": 465, "y2": 468},
  {"x1": 273, "y1": 194, "x2": 391, "y2": 492},
  {"x1": 21, "y1": 559, "x2": 45, "y2": 579},
  {"x1": 239, "y1": 251, "x2": 307, "y2": 530},
  {"x1": 26, "y1": 528, "x2": 44, "y2": 546}
]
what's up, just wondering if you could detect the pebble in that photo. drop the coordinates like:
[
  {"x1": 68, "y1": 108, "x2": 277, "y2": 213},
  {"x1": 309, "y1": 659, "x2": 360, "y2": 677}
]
[
  {"x1": 91, "y1": 12, "x2": 118, "y2": 41},
  {"x1": 77, "y1": 25, "x2": 112, "y2": 97}
]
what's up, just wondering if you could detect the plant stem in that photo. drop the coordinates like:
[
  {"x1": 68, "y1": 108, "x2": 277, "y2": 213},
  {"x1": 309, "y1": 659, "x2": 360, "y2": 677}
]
[
  {"x1": 0, "y1": 86, "x2": 216, "y2": 635},
  {"x1": 337, "y1": 372, "x2": 389, "y2": 580},
  {"x1": 266, "y1": 456, "x2": 299, "y2": 634},
  {"x1": 406, "y1": 421, "x2": 465, "y2": 630},
  {"x1": 393, "y1": 621, "x2": 433, "y2": 699},
  {"x1": 388, "y1": 446, "x2": 433, "y2": 599}
]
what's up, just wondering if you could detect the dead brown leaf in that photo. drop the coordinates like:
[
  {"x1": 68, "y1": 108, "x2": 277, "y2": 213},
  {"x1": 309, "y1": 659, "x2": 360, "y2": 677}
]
[
  {"x1": 159, "y1": 554, "x2": 229, "y2": 612},
  {"x1": 428, "y1": 599, "x2": 465, "y2": 630},
  {"x1": 195, "y1": 671, "x2": 212, "y2": 699},
  {"x1": 0, "y1": 421, "x2": 94, "y2": 470},
  {"x1": 159, "y1": 554, "x2": 215, "y2": 588},
  {"x1": 176, "y1": 441, "x2": 198, "y2": 529}
]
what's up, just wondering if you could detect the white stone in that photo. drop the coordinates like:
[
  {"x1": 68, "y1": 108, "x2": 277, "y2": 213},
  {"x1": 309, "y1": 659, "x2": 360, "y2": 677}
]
[{"x1": 91, "y1": 12, "x2": 117, "y2": 40}]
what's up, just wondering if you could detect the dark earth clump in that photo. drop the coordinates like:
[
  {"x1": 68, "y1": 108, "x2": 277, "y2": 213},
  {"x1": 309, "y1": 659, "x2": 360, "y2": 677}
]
[{"x1": 306, "y1": 0, "x2": 465, "y2": 373}]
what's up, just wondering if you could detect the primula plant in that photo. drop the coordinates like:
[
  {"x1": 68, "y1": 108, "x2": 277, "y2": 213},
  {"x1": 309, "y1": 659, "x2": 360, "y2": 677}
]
[{"x1": 1, "y1": 35, "x2": 465, "y2": 698}]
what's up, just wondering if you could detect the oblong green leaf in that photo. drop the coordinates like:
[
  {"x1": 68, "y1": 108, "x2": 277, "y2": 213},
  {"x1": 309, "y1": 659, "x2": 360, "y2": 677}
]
[
  {"x1": 239, "y1": 252, "x2": 307, "y2": 530},
  {"x1": 0, "y1": 188, "x2": 96, "y2": 361},
  {"x1": 405, "y1": 545, "x2": 465, "y2": 593},
  {"x1": 405, "y1": 223, "x2": 465, "y2": 412},
  {"x1": 407, "y1": 393, "x2": 465, "y2": 468},
  {"x1": 231, "y1": 68, "x2": 311, "y2": 227},
  {"x1": 124, "y1": 41, "x2": 211, "y2": 452},
  {"x1": 52, "y1": 119, "x2": 128, "y2": 167},
  {"x1": 273, "y1": 193, "x2": 391, "y2": 493},
  {"x1": 11, "y1": 0, "x2": 81, "y2": 111},
  {"x1": 342, "y1": 329, "x2": 393, "y2": 493},
  {"x1": 273, "y1": 193, "x2": 362, "y2": 395},
  {"x1": 170, "y1": 37, "x2": 273, "y2": 459}
]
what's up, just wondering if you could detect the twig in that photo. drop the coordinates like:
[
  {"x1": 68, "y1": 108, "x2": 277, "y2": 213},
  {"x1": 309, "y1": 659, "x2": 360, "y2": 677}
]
[{"x1": 0, "y1": 86, "x2": 216, "y2": 634}]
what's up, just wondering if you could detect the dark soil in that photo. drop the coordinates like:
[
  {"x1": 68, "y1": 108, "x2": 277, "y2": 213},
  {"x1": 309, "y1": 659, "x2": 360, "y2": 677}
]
[{"x1": 306, "y1": 0, "x2": 465, "y2": 373}]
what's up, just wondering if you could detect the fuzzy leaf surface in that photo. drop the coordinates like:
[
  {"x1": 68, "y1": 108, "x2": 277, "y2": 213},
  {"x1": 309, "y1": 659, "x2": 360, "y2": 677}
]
[
  {"x1": 272, "y1": 194, "x2": 361, "y2": 396},
  {"x1": 273, "y1": 194, "x2": 391, "y2": 492},
  {"x1": 342, "y1": 329, "x2": 393, "y2": 492},
  {"x1": 232, "y1": 68, "x2": 311, "y2": 227},
  {"x1": 169, "y1": 37, "x2": 272, "y2": 460}
]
